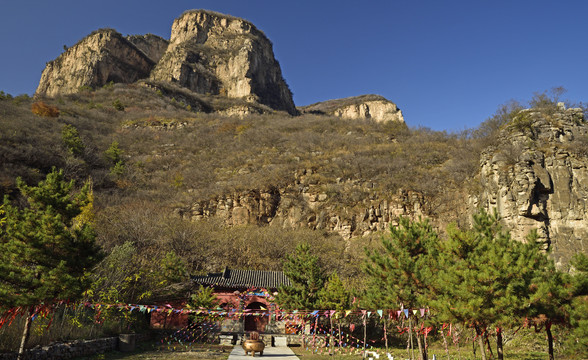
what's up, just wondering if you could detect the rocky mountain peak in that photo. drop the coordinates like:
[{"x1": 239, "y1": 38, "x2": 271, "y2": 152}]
[
  {"x1": 168, "y1": 10, "x2": 257, "y2": 47},
  {"x1": 151, "y1": 10, "x2": 296, "y2": 114},
  {"x1": 36, "y1": 29, "x2": 154, "y2": 97},
  {"x1": 35, "y1": 10, "x2": 297, "y2": 115}
]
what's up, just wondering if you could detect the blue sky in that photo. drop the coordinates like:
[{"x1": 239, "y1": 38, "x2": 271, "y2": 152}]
[{"x1": 1, "y1": 1, "x2": 587, "y2": 131}]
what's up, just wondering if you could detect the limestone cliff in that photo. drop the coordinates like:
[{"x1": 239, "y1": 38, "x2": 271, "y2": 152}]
[
  {"x1": 126, "y1": 34, "x2": 169, "y2": 63},
  {"x1": 36, "y1": 10, "x2": 296, "y2": 115},
  {"x1": 36, "y1": 29, "x2": 154, "y2": 96},
  {"x1": 299, "y1": 95, "x2": 405, "y2": 123},
  {"x1": 178, "y1": 170, "x2": 424, "y2": 240},
  {"x1": 472, "y1": 105, "x2": 588, "y2": 266},
  {"x1": 150, "y1": 10, "x2": 297, "y2": 115}
]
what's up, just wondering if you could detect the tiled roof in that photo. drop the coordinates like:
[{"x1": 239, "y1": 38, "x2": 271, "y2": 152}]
[{"x1": 191, "y1": 268, "x2": 291, "y2": 289}]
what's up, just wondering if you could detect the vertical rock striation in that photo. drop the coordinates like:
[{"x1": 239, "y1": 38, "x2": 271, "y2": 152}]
[
  {"x1": 150, "y1": 10, "x2": 297, "y2": 114},
  {"x1": 126, "y1": 34, "x2": 169, "y2": 64},
  {"x1": 36, "y1": 29, "x2": 154, "y2": 96},
  {"x1": 473, "y1": 106, "x2": 588, "y2": 266}
]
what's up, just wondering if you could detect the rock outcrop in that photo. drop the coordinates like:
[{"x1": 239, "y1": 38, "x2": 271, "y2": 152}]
[
  {"x1": 179, "y1": 172, "x2": 424, "y2": 240},
  {"x1": 299, "y1": 95, "x2": 405, "y2": 123},
  {"x1": 36, "y1": 29, "x2": 154, "y2": 96},
  {"x1": 150, "y1": 10, "x2": 297, "y2": 114},
  {"x1": 472, "y1": 105, "x2": 588, "y2": 266},
  {"x1": 126, "y1": 34, "x2": 169, "y2": 63},
  {"x1": 36, "y1": 10, "x2": 297, "y2": 115}
]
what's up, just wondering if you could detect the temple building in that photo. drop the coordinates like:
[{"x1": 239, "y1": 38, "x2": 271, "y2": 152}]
[
  {"x1": 150, "y1": 268, "x2": 293, "y2": 335},
  {"x1": 192, "y1": 268, "x2": 291, "y2": 333}
]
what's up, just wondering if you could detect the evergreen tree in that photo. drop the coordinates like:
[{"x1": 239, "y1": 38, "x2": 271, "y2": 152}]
[
  {"x1": 190, "y1": 285, "x2": 219, "y2": 309},
  {"x1": 61, "y1": 124, "x2": 85, "y2": 156},
  {"x1": 521, "y1": 231, "x2": 574, "y2": 360},
  {"x1": 318, "y1": 273, "x2": 350, "y2": 311},
  {"x1": 363, "y1": 217, "x2": 439, "y2": 309},
  {"x1": 318, "y1": 273, "x2": 350, "y2": 353},
  {"x1": 432, "y1": 210, "x2": 552, "y2": 360},
  {"x1": 276, "y1": 243, "x2": 325, "y2": 310},
  {"x1": 363, "y1": 217, "x2": 440, "y2": 360},
  {"x1": 568, "y1": 253, "x2": 588, "y2": 356},
  {"x1": 0, "y1": 169, "x2": 102, "y2": 358}
]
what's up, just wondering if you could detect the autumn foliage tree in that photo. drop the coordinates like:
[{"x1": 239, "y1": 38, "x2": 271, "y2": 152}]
[{"x1": 31, "y1": 101, "x2": 59, "y2": 117}]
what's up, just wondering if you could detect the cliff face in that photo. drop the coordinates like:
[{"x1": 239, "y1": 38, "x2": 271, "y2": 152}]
[
  {"x1": 36, "y1": 10, "x2": 297, "y2": 115},
  {"x1": 472, "y1": 106, "x2": 588, "y2": 266},
  {"x1": 178, "y1": 170, "x2": 424, "y2": 240},
  {"x1": 126, "y1": 34, "x2": 169, "y2": 63},
  {"x1": 150, "y1": 10, "x2": 297, "y2": 114},
  {"x1": 36, "y1": 30, "x2": 154, "y2": 97},
  {"x1": 299, "y1": 95, "x2": 405, "y2": 123}
]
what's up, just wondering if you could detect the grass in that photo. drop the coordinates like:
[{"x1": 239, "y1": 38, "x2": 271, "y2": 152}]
[
  {"x1": 290, "y1": 343, "x2": 570, "y2": 360},
  {"x1": 77, "y1": 343, "x2": 231, "y2": 360}
]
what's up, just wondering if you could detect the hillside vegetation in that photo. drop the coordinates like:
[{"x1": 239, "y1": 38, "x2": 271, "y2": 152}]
[{"x1": 1, "y1": 86, "x2": 587, "y2": 285}]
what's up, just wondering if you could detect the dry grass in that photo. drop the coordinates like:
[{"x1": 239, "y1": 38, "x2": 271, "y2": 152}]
[{"x1": 76, "y1": 343, "x2": 231, "y2": 360}]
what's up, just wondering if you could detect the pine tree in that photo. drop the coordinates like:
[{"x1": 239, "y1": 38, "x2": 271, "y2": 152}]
[
  {"x1": 276, "y1": 243, "x2": 325, "y2": 310},
  {"x1": 318, "y1": 273, "x2": 350, "y2": 311},
  {"x1": 0, "y1": 169, "x2": 102, "y2": 358},
  {"x1": 432, "y1": 210, "x2": 555, "y2": 360},
  {"x1": 61, "y1": 124, "x2": 85, "y2": 156},
  {"x1": 190, "y1": 285, "x2": 219, "y2": 309},
  {"x1": 363, "y1": 217, "x2": 440, "y2": 360},
  {"x1": 318, "y1": 273, "x2": 350, "y2": 353},
  {"x1": 568, "y1": 253, "x2": 588, "y2": 357}
]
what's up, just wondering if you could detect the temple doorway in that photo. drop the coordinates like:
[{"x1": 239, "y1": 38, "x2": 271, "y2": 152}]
[{"x1": 244, "y1": 301, "x2": 269, "y2": 332}]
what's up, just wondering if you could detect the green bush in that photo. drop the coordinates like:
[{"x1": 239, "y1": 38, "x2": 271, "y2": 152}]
[
  {"x1": 112, "y1": 99, "x2": 125, "y2": 111},
  {"x1": 61, "y1": 124, "x2": 85, "y2": 155}
]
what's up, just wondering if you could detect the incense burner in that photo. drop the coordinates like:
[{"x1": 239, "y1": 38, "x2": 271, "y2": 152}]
[{"x1": 243, "y1": 331, "x2": 265, "y2": 356}]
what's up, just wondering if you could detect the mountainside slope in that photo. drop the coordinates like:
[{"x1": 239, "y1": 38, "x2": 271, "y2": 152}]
[{"x1": 2, "y1": 86, "x2": 587, "y2": 273}]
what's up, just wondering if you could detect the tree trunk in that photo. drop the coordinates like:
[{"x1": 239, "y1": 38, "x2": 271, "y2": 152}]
[
  {"x1": 338, "y1": 321, "x2": 342, "y2": 353},
  {"x1": 329, "y1": 315, "x2": 333, "y2": 355},
  {"x1": 17, "y1": 306, "x2": 34, "y2": 360},
  {"x1": 302, "y1": 319, "x2": 307, "y2": 348},
  {"x1": 485, "y1": 332, "x2": 493, "y2": 358},
  {"x1": 408, "y1": 315, "x2": 415, "y2": 360},
  {"x1": 313, "y1": 316, "x2": 319, "y2": 350},
  {"x1": 384, "y1": 316, "x2": 389, "y2": 354},
  {"x1": 496, "y1": 327, "x2": 503, "y2": 360},
  {"x1": 546, "y1": 322, "x2": 554, "y2": 360},
  {"x1": 363, "y1": 313, "x2": 367, "y2": 358},
  {"x1": 441, "y1": 328, "x2": 450, "y2": 360},
  {"x1": 416, "y1": 331, "x2": 424, "y2": 360},
  {"x1": 476, "y1": 327, "x2": 487, "y2": 360}
]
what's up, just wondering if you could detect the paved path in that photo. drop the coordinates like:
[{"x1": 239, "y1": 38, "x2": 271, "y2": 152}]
[{"x1": 227, "y1": 345, "x2": 299, "y2": 359}]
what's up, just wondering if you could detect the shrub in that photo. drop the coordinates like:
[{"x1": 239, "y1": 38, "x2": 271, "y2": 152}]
[
  {"x1": 105, "y1": 141, "x2": 122, "y2": 165},
  {"x1": 61, "y1": 124, "x2": 85, "y2": 155},
  {"x1": 113, "y1": 99, "x2": 125, "y2": 111},
  {"x1": 31, "y1": 101, "x2": 60, "y2": 117},
  {"x1": 0, "y1": 90, "x2": 13, "y2": 100}
]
